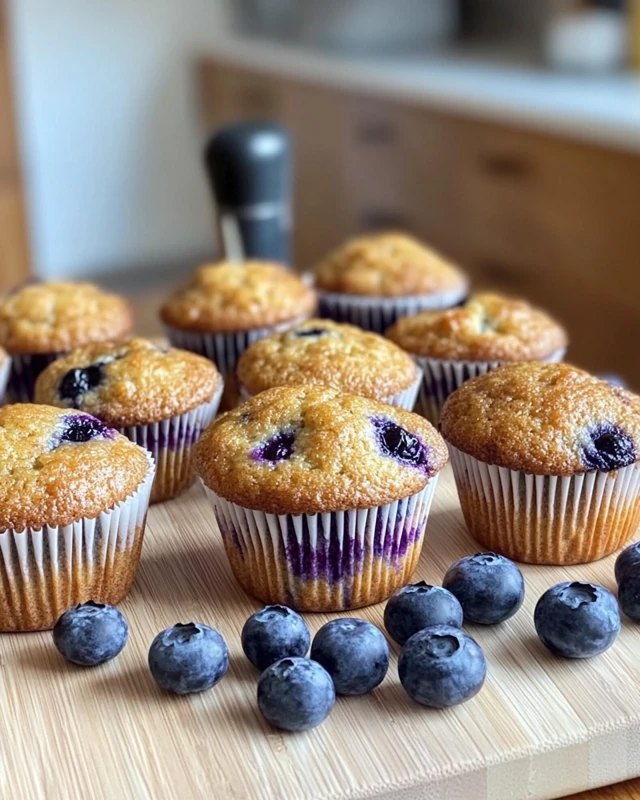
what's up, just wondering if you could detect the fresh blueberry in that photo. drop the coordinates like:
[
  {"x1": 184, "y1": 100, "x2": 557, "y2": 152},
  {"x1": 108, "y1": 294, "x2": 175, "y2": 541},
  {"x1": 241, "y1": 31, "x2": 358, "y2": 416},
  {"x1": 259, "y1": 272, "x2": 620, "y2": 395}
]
[
  {"x1": 534, "y1": 582, "x2": 620, "y2": 658},
  {"x1": 257, "y1": 657, "x2": 335, "y2": 731},
  {"x1": 148, "y1": 622, "x2": 229, "y2": 694},
  {"x1": 581, "y1": 423, "x2": 636, "y2": 472},
  {"x1": 59, "y1": 365, "x2": 104, "y2": 405},
  {"x1": 398, "y1": 625, "x2": 486, "y2": 708},
  {"x1": 618, "y1": 573, "x2": 640, "y2": 621},
  {"x1": 252, "y1": 429, "x2": 296, "y2": 463},
  {"x1": 443, "y1": 553, "x2": 524, "y2": 625},
  {"x1": 52, "y1": 601, "x2": 128, "y2": 666},
  {"x1": 371, "y1": 418, "x2": 429, "y2": 471},
  {"x1": 384, "y1": 582, "x2": 463, "y2": 645},
  {"x1": 310, "y1": 618, "x2": 389, "y2": 696},
  {"x1": 615, "y1": 541, "x2": 640, "y2": 584},
  {"x1": 242, "y1": 605, "x2": 310, "y2": 671},
  {"x1": 294, "y1": 327, "x2": 327, "y2": 338}
]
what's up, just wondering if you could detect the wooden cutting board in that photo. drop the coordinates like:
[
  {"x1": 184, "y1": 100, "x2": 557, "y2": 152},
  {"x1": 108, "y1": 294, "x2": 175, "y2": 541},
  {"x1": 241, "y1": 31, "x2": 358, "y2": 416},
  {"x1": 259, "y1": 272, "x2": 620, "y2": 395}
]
[{"x1": 2, "y1": 465, "x2": 639, "y2": 800}]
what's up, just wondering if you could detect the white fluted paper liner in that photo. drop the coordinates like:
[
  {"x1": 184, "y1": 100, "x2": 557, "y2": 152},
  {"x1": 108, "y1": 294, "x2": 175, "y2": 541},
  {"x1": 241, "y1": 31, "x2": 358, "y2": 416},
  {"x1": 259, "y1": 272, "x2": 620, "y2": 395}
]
[
  {"x1": 200, "y1": 475, "x2": 439, "y2": 611},
  {"x1": 7, "y1": 351, "x2": 64, "y2": 403},
  {"x1": 239, "y1": 365, "x2": 422, "y2": 411},
  {"x1": 119, "y1": 381, "x2": 223, "y2": 503},
  {"x1": 0, "y1": 452, "x2": 155, "y2": 631},
  {"x1": 0, "y1": 356, "x2": 11, "y2": 405},
  {"x1": 448, "y1": 445, "x2": 640, "y2": 565},
  {"x1": 318, "y1": 286, "x2": 468, "y2": 334},
  {"x1": 163, "y1": 315, "x2": 311, "y2": 377},
  {"x1": 413, "y1": 348, "x2": 566, "y2": 424}
]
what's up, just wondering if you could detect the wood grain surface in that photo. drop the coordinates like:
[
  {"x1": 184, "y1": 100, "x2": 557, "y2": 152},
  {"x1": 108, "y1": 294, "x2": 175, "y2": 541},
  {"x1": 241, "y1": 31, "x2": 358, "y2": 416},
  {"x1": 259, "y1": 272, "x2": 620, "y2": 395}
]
[{"x1": 2, "y1": 466, "x2": 640, "y2": 800}]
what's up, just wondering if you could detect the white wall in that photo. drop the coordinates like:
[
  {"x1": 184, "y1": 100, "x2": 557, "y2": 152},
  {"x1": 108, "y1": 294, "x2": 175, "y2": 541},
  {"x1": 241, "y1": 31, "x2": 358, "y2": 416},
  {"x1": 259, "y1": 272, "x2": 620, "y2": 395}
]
[{"x1": 8, "y1": 0, "x2": 231, "y2": 279}]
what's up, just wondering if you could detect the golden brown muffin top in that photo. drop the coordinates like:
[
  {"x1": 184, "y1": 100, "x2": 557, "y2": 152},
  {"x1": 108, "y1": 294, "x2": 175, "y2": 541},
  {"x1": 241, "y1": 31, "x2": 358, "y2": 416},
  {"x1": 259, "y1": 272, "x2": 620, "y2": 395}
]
[
  {"x1": 237, "y1": 318, "x2": 417, "y2": 400},
  {"x1": 34, "y1": 338, "x2": 222, "y2": 426},
  {"x1": 441, "y1": 362, "x2": 640, "y2": 476},
  {"x1": 0, "y1": 282, "x2": 133, "y2": 354},
  {"x1": 314, "y1": 233, "x2": 467, "y2": 298},
  {"x1": 387, "y1": 293, "x2": 567, "y2": 361},
  {"x1": 0, "y1": 404, "x2": 150, "y2": 530},
  {"x1": 194, "y1": 385, "x2": 448, "y2": 515},
  {"x1": 159, "y1": 261, "x2": 317, "y2": 333}
]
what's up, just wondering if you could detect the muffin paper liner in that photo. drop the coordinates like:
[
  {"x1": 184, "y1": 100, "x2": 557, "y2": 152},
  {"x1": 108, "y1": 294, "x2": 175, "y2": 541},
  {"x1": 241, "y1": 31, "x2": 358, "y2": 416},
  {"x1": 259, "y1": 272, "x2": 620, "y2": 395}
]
[
  {"x1": 448, "y1": 445, "x2": 640, "y2": 565},
  {"x1": 0, "y1": 357, "x2": 11, "y2": 405},
  {"x1": 413, "y1": 348, "x2": 566, "y2": 425},
  {"x1": 163, "y1": 315, "x2": 311, "y2": 408},
  {"x1": 317, "y1": 287, "x2": 468, "y2": 334},
  {"x1": 201, "y1": 476, "x2": 439, "y2": 611},
  {"x1": 118, "y1": 381, "x2": 223, "y2": 504},
  {"x1": 0, "y1": 452, "x2": 155, "y2": 631},
  {"x1": 7, "y1": 351, "x2": 64, "y2": 403},
  {"x1": 238, "y1": 365, "x2": 423, "y2": 411}
]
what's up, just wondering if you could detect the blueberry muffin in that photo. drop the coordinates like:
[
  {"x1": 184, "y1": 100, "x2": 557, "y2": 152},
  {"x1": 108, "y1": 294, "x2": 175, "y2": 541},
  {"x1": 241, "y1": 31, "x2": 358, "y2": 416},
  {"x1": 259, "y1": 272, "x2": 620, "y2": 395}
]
[
  {"x1": 194, "y1": 385, "x2": 448, "y2": 611},
  {"x1": 314, "y1": 232, "x2": 468, "y2": 333},
  {"x1": 0, "y1": 346, "x2": 10, "y2": 405},
  {"x1": 387, "y1": 293, "x2": 567, "y2": 423},
  {"x1": 0, "y1": 404, "x2": 155, "y2": 631},
  {"x1": 236, "y1": 318, "x2": 421, "y2": 410},
  {"x1": 160, "y1": 261, "x2": 316, "y2": 408},
  {"x1": 441, "y1": 362, "x2": 640, "y2": 564},
  {"x1": 0, "y1": 281, "x2": 133, "y2": 402},
  {"x1": 34, "y1": 338, "x2": 223, "y2": 503}
]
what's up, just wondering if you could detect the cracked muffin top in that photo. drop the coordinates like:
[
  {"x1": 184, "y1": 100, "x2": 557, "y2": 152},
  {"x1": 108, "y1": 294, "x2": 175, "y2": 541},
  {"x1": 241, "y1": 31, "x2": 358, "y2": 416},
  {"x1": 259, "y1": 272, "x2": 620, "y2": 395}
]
[
  {"x1": 34, "y1": 338, "x2": 222, "y2": 426},
  {"x1": 160, "y1": 261, "x2": 316, "y2": 333},
  {"x1": 194, "y1": 385, "x2": 447, "y2": 515},
  {"x1": 0, "y1": 404, "x2": 150, "y2": 530},
  {"x1": 237, "y1": 318, "x2": 417, "y2": 400},
  {"x1": 0, "y1": 282, "x2": 133, "y2": 354},
  {"x1": 386, "y1": 293, "x2": 567, "y2": 361},
  {"x1": 441, "y1": 362, "x2": 640, "y2": 476},
  {"x1": 314, "y1": 233, "x2": 468, "y2": 298}
]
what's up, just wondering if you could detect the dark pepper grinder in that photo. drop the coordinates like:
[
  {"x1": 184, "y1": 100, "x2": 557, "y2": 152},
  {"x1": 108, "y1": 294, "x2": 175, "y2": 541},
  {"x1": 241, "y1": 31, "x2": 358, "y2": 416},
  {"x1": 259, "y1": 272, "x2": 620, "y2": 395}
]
[{"x1": 204, "y1": 121, "x2": 292, "y2": 265}]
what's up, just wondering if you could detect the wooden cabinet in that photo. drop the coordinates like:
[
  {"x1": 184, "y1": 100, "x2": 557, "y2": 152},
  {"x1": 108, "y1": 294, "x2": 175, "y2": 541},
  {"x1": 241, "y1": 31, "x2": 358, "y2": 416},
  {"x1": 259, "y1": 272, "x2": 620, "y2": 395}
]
[
  {"x1": 198, "y1": 57, "x2": 640, "y2": 386},
  {"x1": 0, "y1": 0, "x2": 29, "y2": 290}
]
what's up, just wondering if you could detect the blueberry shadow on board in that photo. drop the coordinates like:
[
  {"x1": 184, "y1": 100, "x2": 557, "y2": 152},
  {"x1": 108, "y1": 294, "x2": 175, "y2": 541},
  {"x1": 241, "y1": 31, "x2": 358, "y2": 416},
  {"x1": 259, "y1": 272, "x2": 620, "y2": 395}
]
[
  {"x1": 14, "y1": 637, "x2": 74, "y2": 677},
  {"x1": 94, "y1": 662, "x2": 173, "y2": 706},
  {"x1": 368, "y1": 677, "x2": 447, "y2": 720}
]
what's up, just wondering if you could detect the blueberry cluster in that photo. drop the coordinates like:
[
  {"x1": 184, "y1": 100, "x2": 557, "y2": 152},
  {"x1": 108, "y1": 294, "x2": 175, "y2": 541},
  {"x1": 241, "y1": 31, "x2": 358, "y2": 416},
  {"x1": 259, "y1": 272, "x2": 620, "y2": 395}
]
[{"x1": 50, "y1": 541, "x2": 636, "y2": 734}]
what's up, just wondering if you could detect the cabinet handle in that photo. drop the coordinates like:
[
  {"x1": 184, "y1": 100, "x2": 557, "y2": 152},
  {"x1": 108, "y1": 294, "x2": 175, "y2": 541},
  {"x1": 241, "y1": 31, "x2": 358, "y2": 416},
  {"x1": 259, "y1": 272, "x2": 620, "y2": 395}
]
[
  {"x1": 479, "y1": 153, "x2": 534, "y2": 180},
  {"x1": 355, "y1": 120, "x2": 397, "y2": 145},
  {"x1": 359, "y1": 209, "x2": 411, "y2": 231}
]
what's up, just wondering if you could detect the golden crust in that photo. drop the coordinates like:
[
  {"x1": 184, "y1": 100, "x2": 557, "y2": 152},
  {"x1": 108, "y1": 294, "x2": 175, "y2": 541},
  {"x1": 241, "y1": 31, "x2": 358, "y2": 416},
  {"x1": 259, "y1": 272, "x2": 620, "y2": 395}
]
[
  {"x1": 34, "y1": 338, "x2": 221, "y2": 426},
  {"x1": 0, "y1": 282, "x2": 133, "y2": 354},
  {"x1": 386, "y1": 293, "x2": 568, "y2": 361},
  {"x1": 441, "y1": 362, "x2": 640, "y2": 476},
  {"x1": 236, "y1": 319, "x2": 417, "y2": 399},
  {"x1": 314, "y1": 232, "x2": 467, "y2": 297},
  {"x1": 0, "y1": 404, "x2": 150, "y2": 530},
  {"x1": 194, "y1": 385, "x2": 448, "y2": 515},
  {"x1": 159, "y1": 261, "x2": 317, "y2": 333}
]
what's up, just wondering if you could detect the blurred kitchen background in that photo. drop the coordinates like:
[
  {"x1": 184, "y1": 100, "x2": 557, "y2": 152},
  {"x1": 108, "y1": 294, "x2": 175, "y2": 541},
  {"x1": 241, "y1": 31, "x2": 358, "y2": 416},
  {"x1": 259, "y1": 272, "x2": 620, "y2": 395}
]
[{"x1": 0, "y1": 0, "x2": 639, "y2": 382}]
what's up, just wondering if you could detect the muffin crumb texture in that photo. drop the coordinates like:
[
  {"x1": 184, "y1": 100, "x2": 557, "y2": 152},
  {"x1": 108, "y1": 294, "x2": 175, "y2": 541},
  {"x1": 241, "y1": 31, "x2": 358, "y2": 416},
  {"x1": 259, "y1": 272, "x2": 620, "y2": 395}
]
[
  {"x1": 160, "y1": 261, "x2": 316, "y2": 333},
  {"x1": 194, "y1": 385, "x2": 448, "y2": 514},
  {"x1": 35, "y1": 338, "x2": 221, "y2": 426},
  {"x1": 0, "y1": 404, "x2": 150, "y2": 530},
  {"x1": 387, "y1": 293, "x2": 567, "y2": 361},
  {"x1": 237, "y1": 319, "x2": 417, "y2": 399},
  {"x1": 441, "y1": 362, "x2": 640, "y2": 476},
  {"x1": 0, "y1": 282, "x2": 133, "y2": 354},
  {"x1": 314, "y1": 233, "x2": 467, "y2": 297}
]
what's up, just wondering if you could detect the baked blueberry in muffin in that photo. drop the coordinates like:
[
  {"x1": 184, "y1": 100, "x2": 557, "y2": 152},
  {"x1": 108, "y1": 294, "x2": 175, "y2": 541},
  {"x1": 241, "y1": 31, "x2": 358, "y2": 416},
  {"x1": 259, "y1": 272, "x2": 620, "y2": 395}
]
[{"x1": 194, "y1": 385, "x2": 447, "y2": 611}]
